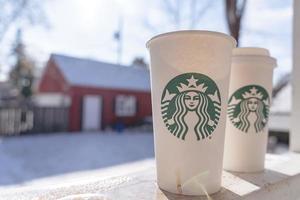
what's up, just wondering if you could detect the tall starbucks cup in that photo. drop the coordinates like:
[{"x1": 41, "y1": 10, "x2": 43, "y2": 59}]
[
  {"x1": 223, "y1": 47, "x2": 277, "y2": 172},
  {"x1": 146, "y1": 31, "x2": 236, "y2": 195}
]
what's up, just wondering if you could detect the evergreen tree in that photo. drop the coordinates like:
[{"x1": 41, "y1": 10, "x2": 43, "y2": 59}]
[{"x1": 9, "y1": 29, "x2": 34, "y2": 99}]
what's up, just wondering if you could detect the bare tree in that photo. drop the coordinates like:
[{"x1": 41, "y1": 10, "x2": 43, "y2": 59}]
[
  {"x1": 145, "y1": 0, "x2": 213, "y2": 32},
  {"x1": 0, "y1": 0, "x2": 48, "y2": 43},
  {"x1": 188, "y1": 0, "x2": 212, "y2": 29},
  {"x1": 272, "y1": 73, "x2": 291, "y2": 98},
  {"x1": 225, "y1": 0, "x2": 247, "y2": 46}
]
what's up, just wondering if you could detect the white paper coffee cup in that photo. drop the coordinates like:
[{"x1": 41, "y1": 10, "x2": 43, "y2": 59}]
[
  {"x1": 223, "y1": 47, "x2": 277, "y2": 172},
  {"x1": 147, "y1": 30, "x2": 236, "y2": 195}
]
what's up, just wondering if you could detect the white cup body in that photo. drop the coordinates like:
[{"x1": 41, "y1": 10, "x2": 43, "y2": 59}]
[
  {"x1": 223, "y1": 48, "x2": 276, "y2": 172},
  {"x1": 147, "y1": 31, "x2": 236, "y2": 195}
]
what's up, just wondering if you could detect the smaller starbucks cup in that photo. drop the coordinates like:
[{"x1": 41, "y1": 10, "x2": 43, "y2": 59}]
[{"x1": 223, "y1": 47, "x2": 277, "y2": 172}]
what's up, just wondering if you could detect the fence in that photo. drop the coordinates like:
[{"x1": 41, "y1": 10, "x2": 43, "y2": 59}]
[{"x1": 0, "y1": 106, "x2": 69, "y2": 136}]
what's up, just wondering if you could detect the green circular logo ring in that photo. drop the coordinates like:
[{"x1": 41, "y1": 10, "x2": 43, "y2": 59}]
[
  {"x1": 227, "y1": 85, "x2": 270, "y2": 133},
  {"x1": 161, "y1": 72, "x2": 221, "y2": 141}
]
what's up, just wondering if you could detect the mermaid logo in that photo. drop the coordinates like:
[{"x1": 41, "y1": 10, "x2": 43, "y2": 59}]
[
  {"x1": 228, "y1": 85, "x2": 270, "y2": 133},
  {"x1": 161, "y1": 73, "x2": 221, "y2": 141}
]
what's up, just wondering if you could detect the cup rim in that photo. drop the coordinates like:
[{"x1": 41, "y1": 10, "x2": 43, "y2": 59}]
[
  {"x1": 233, "y1": 47, "x2": 270, "y2": 56},
  {"x1": 232, "y1": 55, "x2": 277, "y2": 68},
  {"x1": 146, "y1": 30, "x2": 237, "y2": 49}
]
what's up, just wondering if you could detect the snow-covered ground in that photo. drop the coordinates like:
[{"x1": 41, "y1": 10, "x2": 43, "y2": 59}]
[
  {"x1": 0, "y1": 130, "x2": 288, "y2": 195},
  {"x1": 0, "y1": 132, "x2": 154, "y2": 188}
]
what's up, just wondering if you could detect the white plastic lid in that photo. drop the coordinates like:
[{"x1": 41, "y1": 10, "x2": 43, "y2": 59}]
[
  {"x1": 233, "y1": 47, "x2": 270, "y2": 56},
  {"x1": 146, "y1": 30, "x2": 237, "y2": 49},
  {"x1": 232, "y1": 47, "x2": 277, "y2": 67}
]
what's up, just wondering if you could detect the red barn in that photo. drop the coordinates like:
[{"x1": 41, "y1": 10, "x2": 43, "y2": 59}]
[{"x1": 38, "y1": 54, "x2": 152, "y2": 132}]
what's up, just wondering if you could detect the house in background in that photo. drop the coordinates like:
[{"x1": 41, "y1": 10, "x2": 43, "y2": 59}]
[
  {"x1": 38, "y1": 54, "x2": 152, "y2": 132},
  {"x1": 0, "y1": 81, "x2": 18, "y2": 105},
  {"x1": 269, "y1": 74, "x2": 291, "y2": 142}
]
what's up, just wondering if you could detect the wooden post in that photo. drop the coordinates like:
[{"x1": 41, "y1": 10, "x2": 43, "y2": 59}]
[{"x1": 290, "y1": 0, "x2": 300, "y2": 151}]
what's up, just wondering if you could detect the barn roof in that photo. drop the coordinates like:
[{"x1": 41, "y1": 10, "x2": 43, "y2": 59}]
[
  {"x1": 51, "y1": 54, "x2": 150, "y2": 92},
  {"x1": 270, "y1": 73, "x2": 291, "y2": 114},
  {"x1": 271, "y1": 82, "x2": 291, "y2": 114}
]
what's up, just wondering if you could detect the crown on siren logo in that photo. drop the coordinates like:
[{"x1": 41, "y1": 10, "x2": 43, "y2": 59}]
[
  {"x1": 176, "y1": 75, "x2": 208, "y2": 93},
  {"x1": 242, "y1": 87, "x2": 263, "y2": 99}
]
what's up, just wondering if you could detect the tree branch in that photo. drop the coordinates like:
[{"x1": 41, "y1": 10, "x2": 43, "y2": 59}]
[
  {"x1": 225, "y1": 0, "x2": 247, "y2": 46},
  {"x1": 0, "y1": 0, "x2": 47, "y2": 43}
]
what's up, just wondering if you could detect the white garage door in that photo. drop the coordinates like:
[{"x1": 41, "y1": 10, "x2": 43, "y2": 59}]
[{"x1": 82, "y1": 95, "x2": 102, "y2": 131}]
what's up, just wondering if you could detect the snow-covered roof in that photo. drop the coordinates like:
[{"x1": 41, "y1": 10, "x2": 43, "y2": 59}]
[
  {"x1": 271, "y1": 82, "x2": 291, "y2": 114},
  {"x1": 51, "y1": 54, "x2": 150, "y2": 92}
]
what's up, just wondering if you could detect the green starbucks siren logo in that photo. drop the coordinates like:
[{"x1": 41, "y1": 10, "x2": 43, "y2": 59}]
[
  {"x1": 228, "y1": 85, "x2": 270, "y2": 133},
  {"x1": 161, "y1": 73, "x2": 221, "y2": 141}
]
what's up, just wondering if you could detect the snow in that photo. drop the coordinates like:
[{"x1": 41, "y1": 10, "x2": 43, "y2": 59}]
[
  {"x1": 268, "y1": 83, "x2": 291, "y2": 131},
  {"x1": 0, "y1": 131, "x2": 289, "y2": 199},
  {"x1": 51, "y1": 54, "x2": 151, "y2": 91},
  {"x1": 0, "y1": 132, "x2": 154, "y2": 188},
  {"x1": 271, "y1": 83, "x2": 292, "y2": 114}
]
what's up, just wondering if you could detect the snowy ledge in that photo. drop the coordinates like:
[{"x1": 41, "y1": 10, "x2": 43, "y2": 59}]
[{"x1": 1, "y1": 153, "x2": 300, "y2": 200}]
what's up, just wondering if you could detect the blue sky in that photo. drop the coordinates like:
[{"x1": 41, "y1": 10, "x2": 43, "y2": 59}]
[{"x1": 0, "y1": 0, "x2": 292, "y2": 83}]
